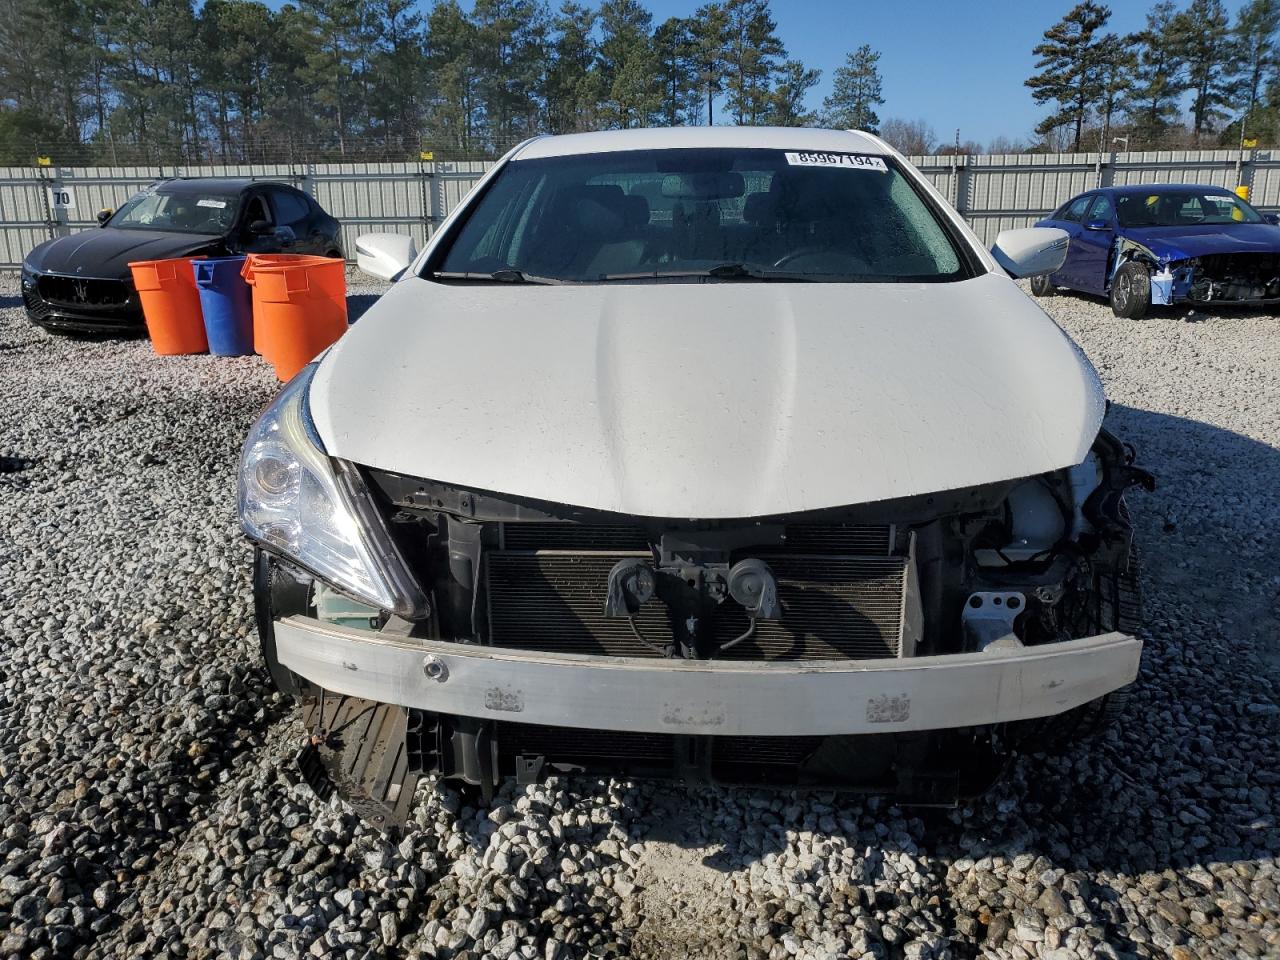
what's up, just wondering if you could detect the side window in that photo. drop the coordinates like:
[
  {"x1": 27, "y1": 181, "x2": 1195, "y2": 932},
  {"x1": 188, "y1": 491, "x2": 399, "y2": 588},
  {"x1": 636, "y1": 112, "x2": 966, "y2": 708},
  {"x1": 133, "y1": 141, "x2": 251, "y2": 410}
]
[
  {"x1": 1087, "y1": 195, "x2": 1114, "y2": 223},
  {"x1": 270, "y1": 189, "x2": 312, "y2": 227},
  {"x1": 242, "y1": 193, "x2": 272, "y2": 226},
  {"x1": 1061, "y1": 195, "x2": 1091, "y2": 223}
]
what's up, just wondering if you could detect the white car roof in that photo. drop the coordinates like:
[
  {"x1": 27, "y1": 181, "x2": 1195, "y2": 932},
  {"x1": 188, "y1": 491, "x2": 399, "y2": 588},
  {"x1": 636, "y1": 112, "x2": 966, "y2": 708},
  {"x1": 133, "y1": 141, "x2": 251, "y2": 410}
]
[{"x1": 513, "y1": 126, "x2": 888, "y2": 160}]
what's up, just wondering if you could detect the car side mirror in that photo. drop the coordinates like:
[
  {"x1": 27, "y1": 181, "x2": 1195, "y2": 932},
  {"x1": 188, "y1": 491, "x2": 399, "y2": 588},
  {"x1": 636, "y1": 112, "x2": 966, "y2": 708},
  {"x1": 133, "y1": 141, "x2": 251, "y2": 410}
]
[
  {"x1": 990, "y1": 227, "x2": 1070, "y2": 279},
  {"x1": 1265, "y1": 213, "x2": 1280, "y2": 225},
  {"x1": 355, "y1": 232, "x2": 417, "y2": 281},
  {"x1": 96, "y1": 209, "x2": 113, "y2": 226},
  {"x1": 1084, "y1": 218, "x2": 1110, "y2": 231},
  {"x1": 248, "y1": 219, "x2": 273, "y2": 236}
]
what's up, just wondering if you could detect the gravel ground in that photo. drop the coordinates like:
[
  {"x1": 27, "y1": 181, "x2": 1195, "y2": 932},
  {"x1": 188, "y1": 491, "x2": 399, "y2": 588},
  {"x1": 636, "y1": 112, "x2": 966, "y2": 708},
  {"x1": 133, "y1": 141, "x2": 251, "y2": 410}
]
[{"x1": 0, "y1": 272, "x2": 1277, "y2": 960}]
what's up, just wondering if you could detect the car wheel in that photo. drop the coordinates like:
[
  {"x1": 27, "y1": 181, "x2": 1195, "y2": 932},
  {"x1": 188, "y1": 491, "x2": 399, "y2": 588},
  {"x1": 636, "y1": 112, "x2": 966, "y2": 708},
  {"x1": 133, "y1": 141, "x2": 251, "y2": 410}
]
[
  {"x1": 1028, "y1": 542, "x2": 1142, "y2": 750},
  {"x1": 1029, "y1": 274, "x2": 1055, "y2": 297},
  {"x1": 1110, "y1": 261, "x2": 1151, "y2": 319}
]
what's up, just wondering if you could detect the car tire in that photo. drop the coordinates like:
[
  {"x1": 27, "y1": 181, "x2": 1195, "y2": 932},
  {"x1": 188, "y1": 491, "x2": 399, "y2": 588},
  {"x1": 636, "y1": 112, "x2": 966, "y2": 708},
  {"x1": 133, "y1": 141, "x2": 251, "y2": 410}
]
[
  {"x1": 1029, "y1": 274, "x2": 1055, "y2": 297},
  {"x1": 1110, "y1": 261, "x2": 1151, "y2": 319},
  {"x1": 1032, "y1": 542, "x2": 1142, "y2": 750}
]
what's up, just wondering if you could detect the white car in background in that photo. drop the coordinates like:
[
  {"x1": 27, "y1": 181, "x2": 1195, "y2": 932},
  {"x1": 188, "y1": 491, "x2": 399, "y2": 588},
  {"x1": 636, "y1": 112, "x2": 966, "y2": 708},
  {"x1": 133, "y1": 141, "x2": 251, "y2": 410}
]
[{"x1": 239, "y1": 127, "x2": 1152, "y2": 828}]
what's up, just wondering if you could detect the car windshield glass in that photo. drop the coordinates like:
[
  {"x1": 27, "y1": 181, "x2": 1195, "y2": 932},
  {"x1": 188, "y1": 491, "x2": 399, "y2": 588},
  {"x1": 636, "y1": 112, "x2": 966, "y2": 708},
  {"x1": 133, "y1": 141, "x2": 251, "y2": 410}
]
[
  {"x1": 110, "y1": 191, "x2": 239, "y2": 234},
  {"x1": 434, "y1": 148, "x2": 968, "y2": 283},
  {"x1": 1115, "y1": 191, "x2": 1264, "y2": 228}
]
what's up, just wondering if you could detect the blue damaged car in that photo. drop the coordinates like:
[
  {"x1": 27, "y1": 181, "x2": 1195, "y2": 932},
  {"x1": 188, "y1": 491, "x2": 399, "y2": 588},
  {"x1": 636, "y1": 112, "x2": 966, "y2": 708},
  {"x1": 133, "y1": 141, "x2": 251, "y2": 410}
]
[{"x1": 1031, "y1": 184, "x2": 1280, "y2": 318}]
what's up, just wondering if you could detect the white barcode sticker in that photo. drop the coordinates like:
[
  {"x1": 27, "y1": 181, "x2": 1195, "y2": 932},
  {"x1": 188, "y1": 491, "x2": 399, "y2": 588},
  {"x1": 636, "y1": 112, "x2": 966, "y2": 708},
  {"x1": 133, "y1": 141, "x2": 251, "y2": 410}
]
[
  {"x1": 784, "y1": 152, "x2": 888, "y2": 172},
  {"x1": 196, "y1": 198, "x2": 227, "y2": 208}
]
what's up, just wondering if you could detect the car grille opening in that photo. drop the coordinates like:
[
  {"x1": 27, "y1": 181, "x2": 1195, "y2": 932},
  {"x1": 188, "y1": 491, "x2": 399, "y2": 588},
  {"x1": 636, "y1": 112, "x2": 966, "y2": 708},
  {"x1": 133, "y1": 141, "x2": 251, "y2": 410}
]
[
  {"x1": 494, "y1": 723, "x2": 830, "y2": 784},
  {"x1": 484, "y1": 522, "x2": 906, "y2": 661},
  {"x1": 36, "y1": 275, "x2": 133, "y2": 309}
]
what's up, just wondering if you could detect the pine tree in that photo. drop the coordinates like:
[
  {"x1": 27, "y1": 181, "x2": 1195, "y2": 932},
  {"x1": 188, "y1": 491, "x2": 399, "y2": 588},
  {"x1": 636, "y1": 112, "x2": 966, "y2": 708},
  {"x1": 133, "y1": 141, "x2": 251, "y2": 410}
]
[
  {"x1": 721, "y1": 0, "x2": 783, "y2": 125},
  {"x1": 367, "y1": 0, "x2": 428, "y2": 147},
  {"x1": 1229, "y1": 0, "x2": 1280, "y2": 144},
  {"x1": 545, "y1": 2, "x2": 603, "y2": 134},
  {"x1": 1126, "y1": 1, "x2": 1187, "y2": 147},
  {"x1": 1025, "y1": 1, "x2": 1111, "y2": 151},
  {"x1": 472, "y1": 0, "x2": 548, "y2": 151},
  {"x1": 653, "y1": 17, "x2": 700, "y2": 125},
  {"x1": 1094, "y1": 33, "x2": 1135, "y2": 149},
  {"x1": 690, "y1": 2, "x2": 729, "y2": 125},
  {"x1": 823, "y1": 44, "x2": 883, "y2": 133},
  {"x1": 766, "y1": 60, "x2": 820, "y2": 127},
  {"x1": 1171, "y1": 0, "x2": 1232, "y2": 142},
  {"x1": 423, "y1": 0, "x2": 482, "y2": 154},
  {"x1": 597, "y1": 0, "x2": 660, "y2": 129},
  {"x1": 196, "y1": 0, "x2": 277, "y2": 157}
]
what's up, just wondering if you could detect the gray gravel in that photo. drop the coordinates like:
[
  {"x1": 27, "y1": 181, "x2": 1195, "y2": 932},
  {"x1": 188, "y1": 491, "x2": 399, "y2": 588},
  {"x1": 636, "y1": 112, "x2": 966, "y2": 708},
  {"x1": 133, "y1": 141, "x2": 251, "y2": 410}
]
[{"x1": 0, "y1": 272, "x2": 1277, "y2": 960}]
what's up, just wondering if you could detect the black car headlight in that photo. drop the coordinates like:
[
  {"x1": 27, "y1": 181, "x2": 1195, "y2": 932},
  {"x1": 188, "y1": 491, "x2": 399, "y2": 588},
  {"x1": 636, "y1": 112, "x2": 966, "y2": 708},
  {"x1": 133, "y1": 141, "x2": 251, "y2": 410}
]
[
  {"x1": 20, "y1": 263, "x2": 37, "y2": 291},
  {"x1": 238, "y1": 364, "x2": 427, "y2": 618}
]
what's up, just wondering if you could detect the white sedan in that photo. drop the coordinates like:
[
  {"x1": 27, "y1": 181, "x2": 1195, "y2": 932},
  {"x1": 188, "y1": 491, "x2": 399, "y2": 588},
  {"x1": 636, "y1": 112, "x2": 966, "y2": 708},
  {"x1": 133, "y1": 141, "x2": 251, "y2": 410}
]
[{"x1": 238, "y1": 127, "x2": 1151, "y2": 828}]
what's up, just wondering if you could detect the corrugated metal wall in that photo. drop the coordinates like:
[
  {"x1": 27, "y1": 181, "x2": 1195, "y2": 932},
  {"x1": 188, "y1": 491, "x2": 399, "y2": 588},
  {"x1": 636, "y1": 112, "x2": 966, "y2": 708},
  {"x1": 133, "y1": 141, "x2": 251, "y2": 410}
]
[
  {"x1": 908, "y1": 149, "x2": 1280, "y2": 243},
  {"x1": 1, "y1": 160, "x2": 491, "y2": 268},
  {"x1": 6, "y1": 151, "x2": 1280, "y2": 267}
]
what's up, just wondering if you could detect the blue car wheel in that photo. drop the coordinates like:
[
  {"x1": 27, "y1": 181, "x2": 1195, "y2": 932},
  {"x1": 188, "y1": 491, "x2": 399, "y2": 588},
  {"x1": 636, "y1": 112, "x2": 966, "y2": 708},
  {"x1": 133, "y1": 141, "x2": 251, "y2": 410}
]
[{"x1": 1110, "y1": 262, "x2": 1152, "y2": 319}]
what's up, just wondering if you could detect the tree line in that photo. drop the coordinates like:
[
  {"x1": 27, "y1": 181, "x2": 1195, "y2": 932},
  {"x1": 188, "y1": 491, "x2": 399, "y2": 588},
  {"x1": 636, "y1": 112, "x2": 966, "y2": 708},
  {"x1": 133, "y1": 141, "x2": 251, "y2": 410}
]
[
  {"x1": 1026, "y1": 0, "x2": 1280, "y2": 152},
  {"x1": 0, "y1": 0, "x2": 891, "y2": 165},
  {"x1": 5, "y1": 0, "x2": 1275, "y2": 167}
]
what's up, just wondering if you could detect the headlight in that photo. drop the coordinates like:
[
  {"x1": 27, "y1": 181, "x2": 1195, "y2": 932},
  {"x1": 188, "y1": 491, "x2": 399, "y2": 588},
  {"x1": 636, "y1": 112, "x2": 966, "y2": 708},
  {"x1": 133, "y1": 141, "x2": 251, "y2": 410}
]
[{"x1": 238, "y1": 364, "x2": 427, "y2": 617}]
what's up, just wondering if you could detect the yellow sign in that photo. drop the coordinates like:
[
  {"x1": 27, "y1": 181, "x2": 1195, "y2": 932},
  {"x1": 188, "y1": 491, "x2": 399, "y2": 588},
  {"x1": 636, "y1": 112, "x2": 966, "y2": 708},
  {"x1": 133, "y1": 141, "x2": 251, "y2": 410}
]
[
  {"x1": 419, "y1": 150, "x2": 435, "y2": 162},
  {"x1": 36, "y1": 156, "x2": 51, "y2": 166},
  {"x1": 1244, "y1": 138, "x2": 1259, "y2": 148}
]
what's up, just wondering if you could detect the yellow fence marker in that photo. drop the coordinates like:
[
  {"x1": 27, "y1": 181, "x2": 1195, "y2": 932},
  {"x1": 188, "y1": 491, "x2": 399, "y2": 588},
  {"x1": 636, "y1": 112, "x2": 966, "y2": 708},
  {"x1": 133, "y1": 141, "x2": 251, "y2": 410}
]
[
  {"x1": 419, "y1": 150, "x2": 434, "y2": 162},
  {"x1": 1236, "y1": 185, "x2": 1251, "y2": 201},
  {"x1": 36, "y1": 156, "x2": 51, "y2": 166}
]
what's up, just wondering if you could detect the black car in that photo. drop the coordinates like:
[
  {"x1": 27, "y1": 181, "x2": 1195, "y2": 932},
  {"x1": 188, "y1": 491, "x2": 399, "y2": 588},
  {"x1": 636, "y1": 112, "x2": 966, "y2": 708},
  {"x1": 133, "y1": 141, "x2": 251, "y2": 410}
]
[{"x1": 21, "y1": 178, "x2": 344, "y2": 334}]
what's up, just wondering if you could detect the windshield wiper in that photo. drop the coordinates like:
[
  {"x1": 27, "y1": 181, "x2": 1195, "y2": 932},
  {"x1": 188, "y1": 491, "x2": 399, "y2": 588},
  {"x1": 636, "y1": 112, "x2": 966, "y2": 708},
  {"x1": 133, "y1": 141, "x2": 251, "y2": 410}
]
[
  {"x1": 432, "y1": 269, "x2": 565, "y2": 285},
  {"x1": 599, "y1": 262, "x2": 819, "y2": 282}
]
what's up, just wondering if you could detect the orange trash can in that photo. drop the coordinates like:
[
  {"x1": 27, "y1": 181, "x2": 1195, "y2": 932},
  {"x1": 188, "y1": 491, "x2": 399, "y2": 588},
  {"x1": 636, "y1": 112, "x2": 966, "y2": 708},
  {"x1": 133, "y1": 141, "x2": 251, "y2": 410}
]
[
  {"x1": 241, "y1": 254, "x2": 348, "y2": 380},
  {"x1": 128, "y1": 257, "x2": 209, "y2": 355}
]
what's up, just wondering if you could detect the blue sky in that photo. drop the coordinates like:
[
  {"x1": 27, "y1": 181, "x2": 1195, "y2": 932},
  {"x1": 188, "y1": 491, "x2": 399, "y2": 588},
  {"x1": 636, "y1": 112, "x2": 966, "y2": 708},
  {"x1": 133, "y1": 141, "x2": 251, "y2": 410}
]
[
  {"x1": 265, "y1": 0, "x2": 1254, "y2": 144},
  {"x1": 639, "y1": 0, "x2": 1252, "y2": 145}
]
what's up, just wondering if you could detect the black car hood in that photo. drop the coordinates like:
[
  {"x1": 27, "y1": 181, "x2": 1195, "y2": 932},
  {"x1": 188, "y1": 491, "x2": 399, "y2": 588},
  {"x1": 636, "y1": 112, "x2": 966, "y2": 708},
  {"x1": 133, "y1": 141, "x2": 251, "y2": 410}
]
[{"x1": 24, "y1": 229, "x2": 223, "y2": 279}]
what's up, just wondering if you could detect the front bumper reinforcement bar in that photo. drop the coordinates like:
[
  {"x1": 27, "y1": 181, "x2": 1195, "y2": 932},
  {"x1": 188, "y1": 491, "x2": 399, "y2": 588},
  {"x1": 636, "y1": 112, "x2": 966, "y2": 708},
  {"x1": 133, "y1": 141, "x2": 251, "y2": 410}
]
[{"x1": 274, "y1": 616, "x2": 1141, "y2": 737}]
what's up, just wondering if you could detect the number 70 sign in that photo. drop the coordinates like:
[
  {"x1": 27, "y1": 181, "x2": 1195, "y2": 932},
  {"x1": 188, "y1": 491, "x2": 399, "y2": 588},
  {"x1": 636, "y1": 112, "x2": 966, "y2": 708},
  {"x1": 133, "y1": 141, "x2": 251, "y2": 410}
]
[{"x1": 47, "y1": 187, "x2": 75, "y2": 209}]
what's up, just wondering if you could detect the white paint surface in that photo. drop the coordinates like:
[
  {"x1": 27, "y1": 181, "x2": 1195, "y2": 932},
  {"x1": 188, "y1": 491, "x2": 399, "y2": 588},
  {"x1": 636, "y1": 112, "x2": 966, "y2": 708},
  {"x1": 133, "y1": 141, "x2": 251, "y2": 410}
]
[
  {"x1": 311, "y1": 271, "x2": 1105, "y2": 518},
  {"x1": 47, "y1": 187, "x2": 74, "y2": 209},
  {"x1": 276, "y1": 616, "x2": 1141, "y2": 736}
]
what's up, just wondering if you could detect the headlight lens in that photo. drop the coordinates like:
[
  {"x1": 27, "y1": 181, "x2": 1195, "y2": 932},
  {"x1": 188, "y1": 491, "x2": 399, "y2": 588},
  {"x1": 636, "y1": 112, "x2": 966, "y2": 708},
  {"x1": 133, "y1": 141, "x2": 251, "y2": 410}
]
[{"x1": 238, "y1": 364, "x2": 427, "y2": 617}]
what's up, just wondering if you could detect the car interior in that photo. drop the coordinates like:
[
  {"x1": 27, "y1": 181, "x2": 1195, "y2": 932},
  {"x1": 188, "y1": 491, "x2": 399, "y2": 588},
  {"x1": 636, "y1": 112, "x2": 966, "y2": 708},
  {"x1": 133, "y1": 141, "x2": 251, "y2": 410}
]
[{"x1": 445, "y1": 157, "x2": 964, "y2": 281}]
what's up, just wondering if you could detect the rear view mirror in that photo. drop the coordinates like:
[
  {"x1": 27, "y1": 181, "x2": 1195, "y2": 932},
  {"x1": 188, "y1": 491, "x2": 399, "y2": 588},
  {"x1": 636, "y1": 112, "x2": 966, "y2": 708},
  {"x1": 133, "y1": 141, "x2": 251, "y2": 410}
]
[
  {"x1": 661, "y1": 171, "x2": 745, "y2": 200},
  {"x1": 96, "y1": 208, "x2": 113, "y2": 226},
  {"x1": 1084, "y1": 218, "x2": 1110, "y2": 231},
  {"x1": 1265, "y1": 213, "x2": 1280, "y2": 225},
  {"x1": 248, "y1": 219, "x2": 273, "y2": 235},
  {"x1": 355, "y1": 232, "x2": 417, "y2": 281},
  {"x1": 991, "y1": 227, "x2": 1070, "y2": 279}
]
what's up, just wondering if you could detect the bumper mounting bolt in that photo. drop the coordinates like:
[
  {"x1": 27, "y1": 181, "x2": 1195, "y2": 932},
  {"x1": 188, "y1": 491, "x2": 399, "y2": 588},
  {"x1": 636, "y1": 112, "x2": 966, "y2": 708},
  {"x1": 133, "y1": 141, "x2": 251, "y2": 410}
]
[{"x1": 423, "y1": 656, "x2": 449, "y2": 682}]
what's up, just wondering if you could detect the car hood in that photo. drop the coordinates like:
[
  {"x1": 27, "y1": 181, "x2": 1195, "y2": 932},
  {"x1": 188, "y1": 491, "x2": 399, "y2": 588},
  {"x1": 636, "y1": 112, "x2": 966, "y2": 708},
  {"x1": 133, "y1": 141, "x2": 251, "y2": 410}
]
[
  {"x1": 1121, "y1": 223, "x2": 1280, "y2": 261},
  {"x1": 310, "y1": 272, "x2": 1105, "y2": 519},
  {"x1": 23, "y1": 228, "x2": 221, "y2": 278}
]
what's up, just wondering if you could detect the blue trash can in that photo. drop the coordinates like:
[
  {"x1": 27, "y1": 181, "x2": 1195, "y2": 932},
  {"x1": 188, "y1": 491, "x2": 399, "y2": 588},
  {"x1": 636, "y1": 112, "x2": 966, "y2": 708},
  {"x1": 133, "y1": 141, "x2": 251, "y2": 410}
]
[{"x1": 192, "y1": 256, "x2": 253, "y2": 356}]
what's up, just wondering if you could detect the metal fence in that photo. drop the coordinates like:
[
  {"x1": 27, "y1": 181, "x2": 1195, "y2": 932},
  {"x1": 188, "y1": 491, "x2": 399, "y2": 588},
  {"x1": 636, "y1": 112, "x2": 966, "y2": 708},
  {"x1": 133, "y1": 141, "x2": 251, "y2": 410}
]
[
  {"x1": 5, "y1": 149, "x2": 1280, "y2": 268},
  {"x1": 0, "y1": 160, "x2": 491, "y2": 269}
]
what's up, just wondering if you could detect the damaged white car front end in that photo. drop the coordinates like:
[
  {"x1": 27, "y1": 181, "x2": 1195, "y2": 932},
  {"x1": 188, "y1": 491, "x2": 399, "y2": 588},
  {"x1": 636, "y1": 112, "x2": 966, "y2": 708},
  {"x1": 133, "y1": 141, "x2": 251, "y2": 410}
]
[{"x1": 240, "y1": 127, "x2": 1151, "y2": 828}]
